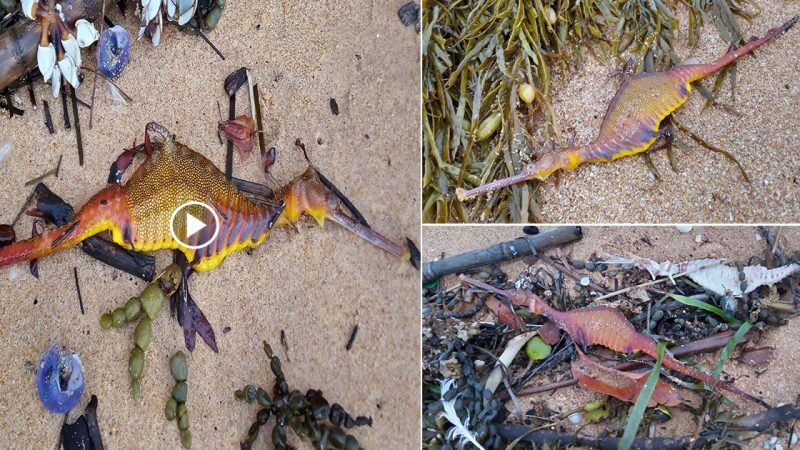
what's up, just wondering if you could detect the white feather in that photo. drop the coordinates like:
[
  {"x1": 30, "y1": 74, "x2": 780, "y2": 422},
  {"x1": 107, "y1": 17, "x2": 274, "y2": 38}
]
[{"x1": 439, "y1": 379, "x2": 485, "y2": 450}]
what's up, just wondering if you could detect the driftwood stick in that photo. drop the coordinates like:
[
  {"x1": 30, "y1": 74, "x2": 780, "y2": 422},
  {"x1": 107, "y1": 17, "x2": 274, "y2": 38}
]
[{"x1": 422, "y1": 226, "x2": 582, "y2": 283}]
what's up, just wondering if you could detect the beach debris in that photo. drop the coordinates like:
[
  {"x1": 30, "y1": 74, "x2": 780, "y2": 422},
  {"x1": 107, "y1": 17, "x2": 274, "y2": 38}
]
[
  {"x1": 329, "y1": 98, "x2": 339, "y2": 115},
  {"x1": 572, "y1": 349, "x2": 684, "y2": 407},
  {"x1": 165, "y1": 351, "x2": 192, "y2": 449},
  {"x1": 217, "y1": 115, "x2": 255, "y2": 159},
  {"x1": 60, "y1": 395, "x2": 104, "y2": 450},
  {"x1": 99, "y1": 264, "x2": 183, "y2": 399},
  {"x1": 137, "y1": 0, "x2": 225, "y2": 48},
  {"x1": 19, "y1": 0, "x2": 99, "y2": 97},
  {"x1": 460, "y1": 275, "x2": 769, "y2": 408},
  {"x1": 97, "y1": 26, "x2": 130, "y2": 80},
  {"x1": 346, "y1": 324, "x2": 358, "y2": 351},
  {"x1": 36, "y1": 345, "x2": 85, "y2": 414},
  {"x1": 525, "y1": 336, "x2": 551, "y2": 361},
  {"x1": 0, "y1": 224, "x2": 14, "y2": 247},
  {"x1": 486, "y1": 295, "x2": 525, "y2": 330},
  {"x1": 599, "y1": 252, "x2": 800, "y2": 296},
  {"x1": 397, "y1": 2, "x2": 419, "y2": 28},
  {"x1": 440, "y1": 378, "x2": 484, "y2": 450},
  {"x1": 484, "y1": 330, "x2": 537, "y2": 399},
  {"x1": 237, "y1": 341, "x2": 370, "y2": 449},
  {"x1": 73, "y1": 267, "x2": 84, "y2": 314},
  {"x1": 0, "y1": 140, "x2": 11, "y2": 167},
  {"x1": 739, "y1": 346, "x2": 774, "y2": 367},
  {"x1": 676, "y1": 225, "x2": 693, "y2": 233}
]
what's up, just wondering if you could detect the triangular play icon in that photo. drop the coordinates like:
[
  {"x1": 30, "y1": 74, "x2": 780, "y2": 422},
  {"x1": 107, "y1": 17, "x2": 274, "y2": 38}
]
[{"x1": 185, "y1": 213, "x2": 207, "y2": 238}]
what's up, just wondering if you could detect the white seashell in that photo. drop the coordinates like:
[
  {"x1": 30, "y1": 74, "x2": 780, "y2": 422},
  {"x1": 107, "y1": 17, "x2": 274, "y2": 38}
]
[
  {"x1": 75, "y1": 19, "x2": 100, "y2": 48},
  {"x1": 141, "y1": 0, "x2": 161, "y2": 24},
  {"x1": 676, "y1": 225, "x2": 693, "y2": 233},
  {"x1": 22, "y1": 0, "x2": 37, "y2": 19},
  {"x1": 166, "y1": 0, "x2": 177, "y2": 19},
  {"x1": 51, "y1": 65, "x2": 61, "y2": 97},
  {"x1": 61, "y1": 34, "x2": 81, "y2": 68},
  {"x1": 177, "y1": 0, "x2": 196, "y2": 25},
  {"x1": 58, "y1": 55, "x2": 80, "y2": 88},
  {"x1": 37, "y1": 44, "x2": 56, "y2": 81},
  {"x1": 0, "y1": 140, "x2": 11, "y2": 167}
]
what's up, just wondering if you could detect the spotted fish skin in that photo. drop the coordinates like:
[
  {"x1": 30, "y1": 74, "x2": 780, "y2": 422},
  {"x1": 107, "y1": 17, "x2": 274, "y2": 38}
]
[
  {"x1": 0, "y1": 124, "x2": 285, "y2": 273},
  {"x1": 457, "y1": 16, "x2": 798, "y2": 201}
]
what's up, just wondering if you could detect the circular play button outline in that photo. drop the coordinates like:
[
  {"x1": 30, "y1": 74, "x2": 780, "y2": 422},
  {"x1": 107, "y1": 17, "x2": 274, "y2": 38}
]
[{"x1": 169, "y1": 201, "x2": 220, "y2": 250}]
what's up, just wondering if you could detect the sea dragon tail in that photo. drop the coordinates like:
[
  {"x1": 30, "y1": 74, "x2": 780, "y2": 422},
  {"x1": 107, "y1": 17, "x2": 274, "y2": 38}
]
[
  {"x1": 646, "y1": 340, "x2": 771, "y2": 409},
  {"x1": 0, "y1": 185, "x2": 130, "y2": 268},
  {"x1": 679, "y1": 15, "x2": 799, "y2": 83}
]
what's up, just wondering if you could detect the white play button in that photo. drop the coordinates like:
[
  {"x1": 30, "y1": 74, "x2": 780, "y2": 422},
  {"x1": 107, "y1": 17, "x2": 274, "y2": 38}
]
[
  {"x1": 185, "y1": 213, "x2": 206, "y2": 238},
  {"x1": 169, "y1": 201, "x2": 220, "y2": 250}
]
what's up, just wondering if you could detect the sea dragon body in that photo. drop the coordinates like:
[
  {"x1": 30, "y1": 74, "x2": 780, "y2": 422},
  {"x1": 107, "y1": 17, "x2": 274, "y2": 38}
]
[
  {"x1": 456, "y1": 16, "x2": 799, "y2": 201},
  {"x1": 0, "y1": 122, "x2": 407, "y2": 272},
  {"x1": 460, "y1": 275, "x2": 769, "y2": 408}
]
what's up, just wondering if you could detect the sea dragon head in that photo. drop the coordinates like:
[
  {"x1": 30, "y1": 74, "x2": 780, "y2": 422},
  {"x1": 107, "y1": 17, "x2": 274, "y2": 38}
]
[{"x1": 276, "y1": 166, "x2": 415, "y2": 264}]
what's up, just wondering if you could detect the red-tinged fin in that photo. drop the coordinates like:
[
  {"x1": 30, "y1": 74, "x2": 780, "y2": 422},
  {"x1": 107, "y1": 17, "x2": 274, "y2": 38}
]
[{"x1": 572, "y1": 349, "x2": 684, "y2": 407}]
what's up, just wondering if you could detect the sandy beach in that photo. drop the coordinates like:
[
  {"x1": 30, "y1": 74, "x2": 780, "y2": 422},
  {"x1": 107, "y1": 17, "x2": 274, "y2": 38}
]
[{"x1": 0, "y1": 1, "x2": 420, "y2": 448}]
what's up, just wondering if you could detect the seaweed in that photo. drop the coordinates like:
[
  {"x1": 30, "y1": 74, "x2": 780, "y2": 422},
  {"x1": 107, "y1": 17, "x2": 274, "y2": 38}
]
[{"x1": 422, "y1": 0, "x2": 754, "y2": 222}]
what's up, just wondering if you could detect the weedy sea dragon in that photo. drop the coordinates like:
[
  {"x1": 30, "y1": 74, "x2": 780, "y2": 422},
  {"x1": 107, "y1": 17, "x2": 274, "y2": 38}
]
[
  {"x1": 0, "y1": 121, "x2": 412, "y2": 282},
  {"x1": 456, "y1": 16, "x2": 799, "y2": 201},
  {"x1": 460, "y1": 275, "x2": 770, "y2": 408}
]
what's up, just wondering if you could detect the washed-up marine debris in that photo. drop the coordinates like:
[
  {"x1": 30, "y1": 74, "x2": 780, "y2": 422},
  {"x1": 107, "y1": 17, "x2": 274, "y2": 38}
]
[
  {"x1": 439, "y1": 378, "x2": 484, "y2": 450},
  {"x1": 137, "y1": 0, "x2": 226, "y2": 46},
  {"x1": 99, "y1": 263, "x2": 182, "y2": 399},
  {"x1": 456, "y1": 16, "x2": 799, "y2": 201},
  {"x1": 165, "y1": 351, "x2": 192, "y2": 449},
  {"x1": 19, "y1": 0, "x2": 100, "y2": 96},
  {"x1": 36, "y1": 345, "x2": 85, "y2": 414},
  {"x1": 97, "y1": 25, "x2": 130, "y2": 80},
  {"x1": 599, "y1": 252, "x2": 800, "y2": 297},
  {"x1": 60, "y1": 395, "x2": 104, "y2": 450},
  {"x1": 460, "y1": 275, "x2": 769, "y2": 408},
  {"x1": 237, "y1": 342, "x2": 371, "y2": 450}
]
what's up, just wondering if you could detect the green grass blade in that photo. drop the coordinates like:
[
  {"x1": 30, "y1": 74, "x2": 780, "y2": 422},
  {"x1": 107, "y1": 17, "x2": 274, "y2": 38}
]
[
  {"x1": 619, "y1": 340, "x2": 667, "y2": 450},
  {"x1": 668, "y1": 293, "x2": 740, "y2": 324},
  {"x1": 712, "y1": 321, "x2": 751, "y2": 378}
]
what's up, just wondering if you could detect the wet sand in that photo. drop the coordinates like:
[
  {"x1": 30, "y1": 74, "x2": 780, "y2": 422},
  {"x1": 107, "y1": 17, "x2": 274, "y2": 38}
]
[
  {"x1": 0, "y1": 1, "x2": 420, "y2": 448},
  {"x1": 469, "y1": 0, "x2": 800, "y2": 223},
  {"x1": 423, "y1": 225, "x2": 800, "y2": 448}
]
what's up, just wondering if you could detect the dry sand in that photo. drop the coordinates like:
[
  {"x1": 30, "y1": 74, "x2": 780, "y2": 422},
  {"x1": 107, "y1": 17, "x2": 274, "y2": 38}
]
[
  {"x1": 474, "y1": 0, "x2": 800, "y2": 223},
  {"x1": 423, "y1": 225, "x2": 800, "y2": 448},
  {"x1": 0, "y1": 1, "x2": 420, "y2": 448}
]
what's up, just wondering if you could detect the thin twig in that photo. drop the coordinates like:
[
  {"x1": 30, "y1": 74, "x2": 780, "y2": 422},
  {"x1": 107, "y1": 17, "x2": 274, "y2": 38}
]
[
  {"x1": 81, "y1": 67, "x2": 133, "y2": 103},
  {"x1": 69, "y1": 85, "x2": 84, "y2": 166},
  {"x1": 74, "y1": 267, "x2": 84, "y2": 315},
  {"x1": 89, "y1": 0, "x2": 107, "y2": 129}
]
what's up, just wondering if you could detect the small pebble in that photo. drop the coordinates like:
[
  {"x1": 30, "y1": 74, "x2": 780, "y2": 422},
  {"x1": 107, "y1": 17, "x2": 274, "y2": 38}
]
[
  {"x1": 579, "y1": 276, "x2": 591, "y2": 287},
  {"x1": 568, "y1": 412, "x2": 582, "y2": 424},
  {"x1": 571, "y1": 260, "x2": 585, "y2": 269},
  {"x1": 676, "y1": 225, "x2": 692, "y2": 233},
  {"x1": 695, "y1": 234, "x2": 703, "y2": 243}
]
